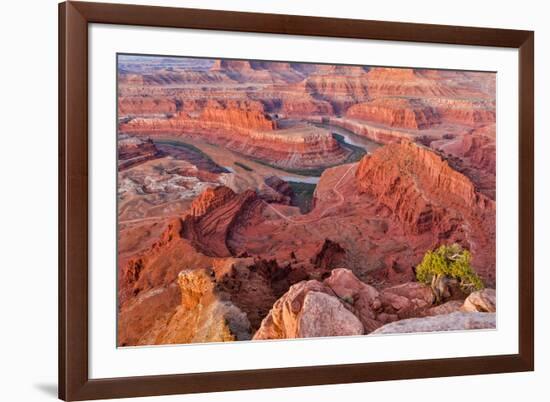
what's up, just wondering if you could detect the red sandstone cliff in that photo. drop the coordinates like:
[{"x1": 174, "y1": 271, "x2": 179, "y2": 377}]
[
  {"x1": 352, "y1": 142, "x2": 495, "y2": 282},
  {"x1": 365, "y1": 68, "x2": 459, "y2": 98},
  {"x1": 210, "y1": 60, "x2": 307, "y2": 84},
  {"x1": 355, "y1": 141, "x2": 493, "y2": 234},
  {"x1": 346, "y1": 98, "x2": 440, "y2": 129},
  {"x1": 120, "y1": 106, "x2": 350, "y2": 170},
  {"x1": 182, "y1": 187, "x2": 264, "y2": 257},
  {"x1": 196, "y1": 99, "x2": 276, "y2": 131},
  {"x1": 432, "y1": 125, "x2": 496, "y2": 199},
  {"x1": 117, "y1": 135, "x2": 162, "y2": 170}
]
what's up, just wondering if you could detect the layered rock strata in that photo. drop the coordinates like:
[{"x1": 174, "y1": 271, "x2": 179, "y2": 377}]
[
  {"x1": 346, "y1": 98, "x2": 440, "y2": 129},
  {"x1": 118, "y1": 134, "x2": 162, "y2": 170},
  {"x1": 120, "y1": 103, "x2": 350, "y2": 170}
]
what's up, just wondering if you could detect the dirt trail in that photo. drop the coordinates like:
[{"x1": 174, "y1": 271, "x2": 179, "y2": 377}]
[{"x1": 264, "y1": 164, "x2": 356, "y2": 225}]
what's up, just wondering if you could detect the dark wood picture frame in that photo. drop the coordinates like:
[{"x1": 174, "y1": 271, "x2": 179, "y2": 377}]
[{"x1": 59, "y1": 1, "x2": 534, "y2": 400}]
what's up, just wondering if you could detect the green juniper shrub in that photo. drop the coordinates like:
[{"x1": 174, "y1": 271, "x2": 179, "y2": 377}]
[{"x1": 415, "y1": 243, "x2": 484, "y2": 302}]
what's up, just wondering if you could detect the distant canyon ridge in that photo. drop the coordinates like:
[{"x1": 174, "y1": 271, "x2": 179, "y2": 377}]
[{"x1": 116, "y1": 55, "x2": 496, "y2": 346}]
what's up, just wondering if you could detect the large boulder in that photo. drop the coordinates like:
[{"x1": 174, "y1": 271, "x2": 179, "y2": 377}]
[
  {"x1": 324, "y1": 268, "x2": 382, "y2": 332},
  {"x1": 462, "y1": 288, "x2": 496, "y2": 312},
  {"x1": 253, "y1": 279, "x2": 364, "y2": 339},
  {"x1": 371, "y1": 311, "x2": 496, "y2": 335},
  {"x1": 378, "y1": 282, "x2": 435, "y2": 318},
  {"x1": 298, "y1": 292, "x2": 364, "y2": 338}
]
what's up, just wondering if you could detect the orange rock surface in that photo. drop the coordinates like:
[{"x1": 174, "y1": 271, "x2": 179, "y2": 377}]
[{"x1": 346, "y1": 98, "x2": 440, "y2": 129}]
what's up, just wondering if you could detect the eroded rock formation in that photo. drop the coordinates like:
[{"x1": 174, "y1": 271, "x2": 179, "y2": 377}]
[
  {"x1": 346, "y1": 98, "x2": 440, "y2": 129},
  {"x1": 118, "y1": 134, "x2": 162, "y2": 170},
  {"x1": 120, "y1": 105, "x2": 350, "y2": 170},
  {"x1": 354, "y1": 142, "x2": 495, "y2": 282},
  {"x1": 154, "y1": 269, "x2": 252, "y2": 344},
  {"x1": 254, "y1": 269, "x2": 424, "y2": 339},
  {"x1": 181, "y1": 186, "x2": 264, "y2": 257},
  {"x1": 355, "y1": 141, "x2": 494, "y2": 234}
]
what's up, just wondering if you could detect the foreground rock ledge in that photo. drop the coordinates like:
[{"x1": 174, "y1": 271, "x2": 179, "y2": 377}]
[
  {"x1": 371, "y1": 311, "x2": 496, "y2": 335},
  {"x1": 253, "y1": 279, "x2": 365, "y2": 340}
]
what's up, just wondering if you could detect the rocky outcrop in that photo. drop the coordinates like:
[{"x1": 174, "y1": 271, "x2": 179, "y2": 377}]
[
  {"x1": 462, "y1": 288, "x2": 496, "y2": 313},
  {"x1": 154, "y1": 269, "x2": 252, "y2": 344},
  {"x1": 428, "y1": 99, "x2": 495, "y2": 125},
  {"x1": 119, "y1": 218, "x2": 186, "y2": 302},
  {"x1": 432, "y1": 125, "x2": 496, "y2": 199},
  {"x1": 119, "y1": 70, "x2": 234, "y2": 87},
  {"x1": 120, "y1": 108, "x2": 350, "y2": 170},
  {"x1": 311, "y1": 239, "x2": 346, "y2": 270},
  {"x1": 253, "y1": 279, "x2": 364, "y2": 340},
  {"x1": 182, "y1": 186, "x2": 264, "y2": 257},
  {"x1": 371, "y1": 311, "x2": 496, "y2": 334},
  {"x1": 378, "y1": 282, "x2": 435, "y2": 319},
  {"x1": 118, "y1": 239, "x2": 294, "y2": 345},
  {"x1": 121, "y1": 99, "x2": 275, "y2": 133},
  {"x1": 117, "y1": 224, "x2": 223, "y2": 346},
  {"x1": 190, "y1": 186, "x2": 237, "y2": 217},
  {"x1": 197, "y1": 100, "x2": 276, "y2": 131},
  {"x1": 118, "y1": 97, "x2": 178, "y2": 115},
  {"x1": 299, "y1": 66, "x2": 371, "y2": 113},
  {"x1": 117, "y1": 152, "x2": 227, "y2": 226},
  {"x1": 259, "y1": 176, "x2": 294, "y2": 204},
  {"x1": 254, "y1": 268, "x2": 440, "y2": 339},
  {"x1": 356, "y1": 141, "x2": 493, "y2": 230},
  {"x1": 118, "y1": 135, "x2": 162, "y2": 170},
  {"x1": 356, "y1": 141, "x2": 491, "y2": 233},
  {"x1": 324, "y1": 268, "x2": 382, "y2": 332},
  {"x1": 365, "y1": 67, "x2": 459, "y2": 98},
  {"x1": 346, "y1": 98, "x2": 440, "y2": 129},
  {"x1": 354, "y1": 142, "x2": 495, "y2": 280},
  {"x1": 264, "y1": 176, "x2": 294, "y2": 199},
  {"x1": 210, "y1": 60, "x2": 307, "y2": 84},
  {"x1": 298, "y1": 292, "x2": 364, "y2": 338},
  {"x1": 274, "y1": 91, "x2": 334, "y2": 117},
  {"x1": 231, "y1": 124, "x2": 349, "y2": 169}
]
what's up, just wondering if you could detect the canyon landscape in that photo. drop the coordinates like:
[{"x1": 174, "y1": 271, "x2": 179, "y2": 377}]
[{"x1": 117, "y1": 54, "x2": 497, "y2": 346}]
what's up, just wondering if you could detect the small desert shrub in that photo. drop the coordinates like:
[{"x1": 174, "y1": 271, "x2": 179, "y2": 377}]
[{"x1": 416, "y1": 243, "x2": 484, "y2": 297}]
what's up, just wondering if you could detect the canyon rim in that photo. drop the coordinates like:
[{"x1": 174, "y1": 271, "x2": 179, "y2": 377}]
[{"x1": 116, "y1": 54, "x2": 497, "y2": 347}]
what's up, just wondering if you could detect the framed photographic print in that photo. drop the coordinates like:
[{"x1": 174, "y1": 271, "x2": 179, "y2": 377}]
[{"x1": 59, "y1": 1, "x2": 534, "y2": 400}]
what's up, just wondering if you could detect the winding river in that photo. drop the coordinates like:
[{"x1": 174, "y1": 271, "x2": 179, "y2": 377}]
[
  {"x1": 281, "y1": 122, "x2": 382, "y2": 184},
  {"x1": 151, "y1": 121, "x2": 381, "y2": 185},
  {"x1": 314, "y1": 122, "x2": 382, "y2": 153}
]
